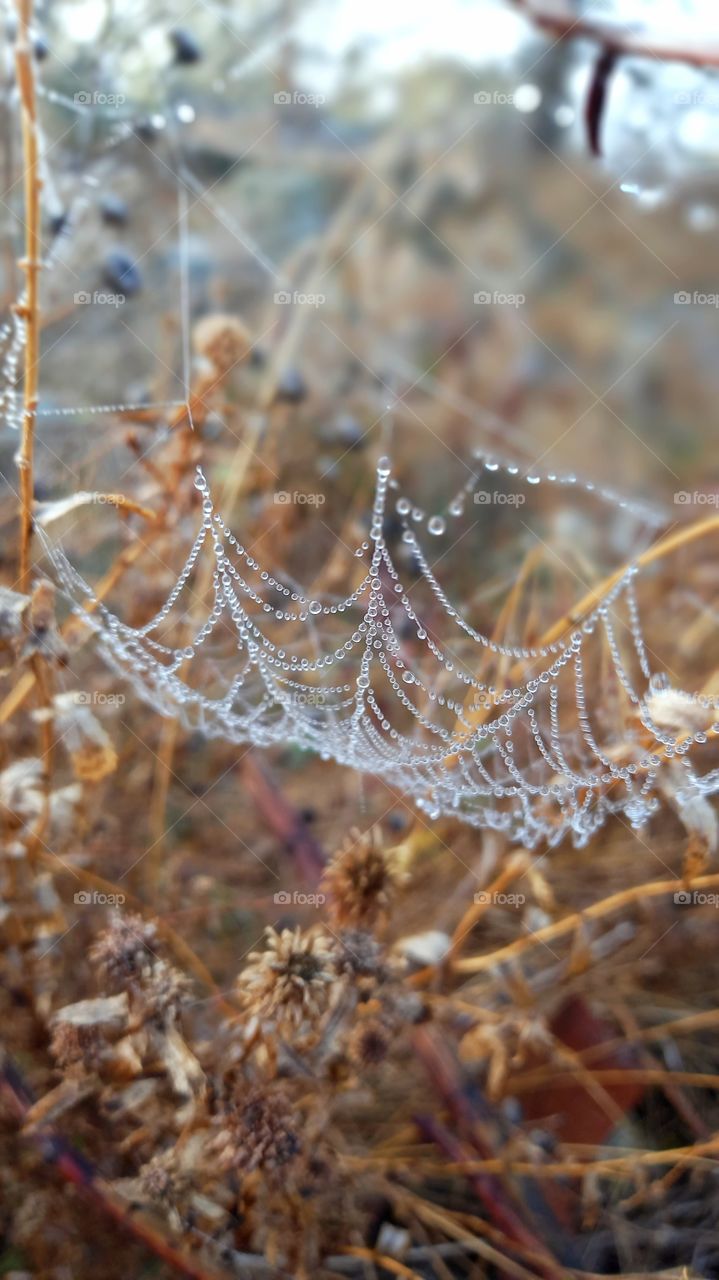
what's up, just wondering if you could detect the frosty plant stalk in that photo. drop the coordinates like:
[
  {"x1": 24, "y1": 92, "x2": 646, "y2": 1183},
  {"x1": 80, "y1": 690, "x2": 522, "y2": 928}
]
[{"x1": 14, "y1": 0, "x2": 40, "y2": 593}]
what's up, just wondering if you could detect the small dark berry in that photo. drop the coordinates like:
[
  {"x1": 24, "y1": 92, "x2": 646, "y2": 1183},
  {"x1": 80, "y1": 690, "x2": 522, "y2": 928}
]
[
  {"x1": 33, "y1": 35, "x2": 49, "y2": 60},
  {"x1": 274, "y1": 368, "x2": 307, "y2": 405},
  {"x1": 103, "y1": 248, "x2": 142, "y2": 296},
  {"x1": 49, "y1": 211, "x2": 67, "y2": 238},
  {"x1": 169, "y1": 28, "x2": 202, "y2": 65},
  {"x1": 100, "y1": 194, "x2": 129, "y2": 227},
  {"x1": 133, "y1": 118, "x2": 158, "y2": 142}
]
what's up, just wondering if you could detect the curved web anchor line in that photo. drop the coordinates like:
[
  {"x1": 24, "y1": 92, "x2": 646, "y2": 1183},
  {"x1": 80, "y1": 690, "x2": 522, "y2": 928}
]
[{"x1": 39, "y1": 455, "x2": 719, "y2": 849}]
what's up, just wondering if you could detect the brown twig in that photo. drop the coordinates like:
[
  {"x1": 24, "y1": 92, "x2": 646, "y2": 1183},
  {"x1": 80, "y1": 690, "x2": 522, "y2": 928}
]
[
  {"x1": 447, "y1": 511, "x2": 719, "y2": 760},
  {"x1": 512, "y1": 0, "x2": 719, "y2": 68},
  {"x1": 14, "y1": 0, "x2": 40, "y2": 593},
  {"x1": 454, "y1": 871, "x2": 719, "y2": 974}
]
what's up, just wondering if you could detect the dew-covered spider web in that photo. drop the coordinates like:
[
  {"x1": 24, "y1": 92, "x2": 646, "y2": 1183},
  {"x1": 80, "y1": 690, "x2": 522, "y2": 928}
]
[
  {"x1": 38, "y1": 447, "x2": 719, "y2": 849},
  {"x1": 4, "y1": 0, "x2": 719, "y2": 849}
]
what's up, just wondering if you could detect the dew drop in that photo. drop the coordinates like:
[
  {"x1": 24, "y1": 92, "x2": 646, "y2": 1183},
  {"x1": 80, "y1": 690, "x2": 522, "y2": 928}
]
[{"x1": 427, "y1": 515, "x2": 446, "y2": 536}]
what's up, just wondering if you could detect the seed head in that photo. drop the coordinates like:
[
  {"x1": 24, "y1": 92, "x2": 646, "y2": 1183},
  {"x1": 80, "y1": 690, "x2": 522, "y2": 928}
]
[
  {"x1": 321, "y1": 828, "x2": 403, "y2": 929},
  {"x1": 89, "y1": 912, "x2": 159, "y2": 988},
  {"x1": 238, "y1": 926, "x2": 335, "y2": 1033},
  {"x1": 213, "y1": 1085, "x2": 301, "y2": 1181}
]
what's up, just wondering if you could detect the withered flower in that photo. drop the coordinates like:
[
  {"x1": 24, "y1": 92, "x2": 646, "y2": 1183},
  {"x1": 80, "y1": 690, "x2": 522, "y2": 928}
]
[
  {"x1": 347, "y1": 1016, "x2": 391, "y2": 1068},
  {"x1": 139, "y1": 958, "x2": 191, "y2": 1023},
  {"x1": 321, "y1": 828, "x2": 403, "y2": 929},
  {"x1": 238, "y1": 926, "x2": 335, "y2": 1032},
  {"x1": 213, "y1": 1085, "x2": 301, "y2": 1180},
  {"x1": 139, "y1": 1149, "x2": 190, "y2": 1205},
  {"x1": 332, "y1": 928, "x2": 385, "y2": 980},
  {"x1": 89, "y1": 911, "x2": 159, "y2": 988},
  {"x1": 193, "y1": 313, "x2": 252, "y2": 375}
]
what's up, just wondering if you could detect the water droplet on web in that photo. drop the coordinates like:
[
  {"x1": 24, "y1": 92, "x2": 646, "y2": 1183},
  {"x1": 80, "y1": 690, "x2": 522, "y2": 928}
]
[
  {"x1": 396, "y1": 497, "x2": 411, "y2": 515},
  {"x1": 427, "y1": 516, "x2": 445, "y2": 536},
  {"x1": 309, "y1": 601, "x2": 322, "y2": 615},
  {"x1": 402, "y1": 671, "x2": 415, "y2": 684}
]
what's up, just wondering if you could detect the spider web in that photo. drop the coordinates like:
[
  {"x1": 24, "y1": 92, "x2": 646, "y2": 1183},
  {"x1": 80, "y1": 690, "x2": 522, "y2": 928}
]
[{"x1": 4, "y1": 4, "x2": 719, "y2": 849}]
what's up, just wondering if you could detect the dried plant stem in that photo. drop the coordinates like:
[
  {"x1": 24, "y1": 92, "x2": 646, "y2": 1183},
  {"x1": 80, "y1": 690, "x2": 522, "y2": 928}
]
[
  {"x1": 0, "y1": 529, "x2": 160, "y2": 726},
  {"x1": 1, "y1": 1055, "x2": 228, "y2": 1280},
  {"x1": 448, "y1": 511, "x2": 719, "y2": 758},
  {"x1": 454, "y1": 870, "x2": 719, "y2": 974},
  {"x1": 512, "y1": 0, "x2": 719, "y2": 68},
  {"x1": 532, "y1": 513, "x2": 719, "y2": 652},
  {"x1": 14, "y1": 0, "x2": 40, "y2": 594}
]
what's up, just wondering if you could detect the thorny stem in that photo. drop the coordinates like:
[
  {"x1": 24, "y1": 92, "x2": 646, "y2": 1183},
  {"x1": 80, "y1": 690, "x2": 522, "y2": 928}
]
[{"x1": 14, "y1": 0, "x2": 40, "y2": 594}]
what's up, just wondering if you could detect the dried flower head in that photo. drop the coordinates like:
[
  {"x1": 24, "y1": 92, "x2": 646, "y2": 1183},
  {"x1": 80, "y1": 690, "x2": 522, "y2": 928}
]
[
  {"x1": 238, "y1": 926, "x2": 335, "y2": 1032},
  {"x1": 139, "y1": 958, "x2": 191, "y2": 1023},
  {"x1": 89, "y1": 912, "x2": 159, "y2": 988},
  {"x1": 333, "y1": 928, "x2": 385, "y2": 979},
  {"x1": 213, "y1": 1085, "x2": 301, "y2": 1180},
  {"x1": 139, "y1": 1149, "x2": 190, "y2": 1206},
  {"x1": 193, "y1": 313, "x2": 252, "y2": 375},
  {"x1": 347, "y1": 1015, "x2": 391, "y2": 1068},
  {"x1": 321, "y1": 828, "x2": 403, "y2": 929}
]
